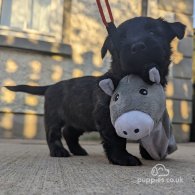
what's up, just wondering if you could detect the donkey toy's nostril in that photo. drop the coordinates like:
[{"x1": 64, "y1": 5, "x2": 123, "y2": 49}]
[
  {"x1": 123, "y1": 131, "x2": 128, "y2": 135},
  {"x1": 134, "y1": 129, "x2": 139, "y2": 133}
]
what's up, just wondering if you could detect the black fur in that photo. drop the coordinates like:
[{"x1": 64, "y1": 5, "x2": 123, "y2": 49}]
[
  {"x1": 139, "y1": 144, "x2": 153, "y2": 160},
  {"x1": 102, "y1": 17, "x2": 185, "y2": 86},
  {"x1": 5, "y1": 17, "x2": 185, "y2": 166},
  {"x1": 5, "y1": 85, "x2": 50, "y2": 95}
]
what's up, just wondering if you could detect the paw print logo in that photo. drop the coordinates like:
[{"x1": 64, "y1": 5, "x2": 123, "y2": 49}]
[{"x1": 151, "y1": 164, "x2": 169, "y2": 177}]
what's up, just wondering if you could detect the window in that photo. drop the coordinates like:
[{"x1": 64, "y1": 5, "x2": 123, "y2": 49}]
[{"x1": 0, "y1": 0, "x2": 64, "y2": 43}]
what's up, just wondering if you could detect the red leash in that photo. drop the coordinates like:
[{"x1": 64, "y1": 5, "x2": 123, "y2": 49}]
[
  {"x1": 96, "y1": 0, "x2": 114, "y2": 27},
  {"x1": 96, "y1": 0, "x2": 120, "y2": 58}
]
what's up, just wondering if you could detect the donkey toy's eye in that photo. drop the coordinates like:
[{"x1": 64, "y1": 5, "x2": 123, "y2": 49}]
[
  {"x1": 113, "y1": 94, "x2": 119, "y2": 101},
  {"x1": 139, "y1": 89, "x2": 148, "y2": 95}
]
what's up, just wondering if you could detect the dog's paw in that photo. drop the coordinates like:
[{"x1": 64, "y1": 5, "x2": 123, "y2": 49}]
[
  {"x1": 50, "y1": 147, "x2": 70, "y2": 157},
  {"x1": 109, "y1": 152, "x2": 142, "y2": 166},
  {"x1": 71, "y1": 147, "x2": 88, "y2": 156}
]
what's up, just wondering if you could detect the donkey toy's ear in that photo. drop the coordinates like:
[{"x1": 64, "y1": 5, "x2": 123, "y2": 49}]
[{"x1": 99, "y1": 78, "x2": 114, "y2": 96}]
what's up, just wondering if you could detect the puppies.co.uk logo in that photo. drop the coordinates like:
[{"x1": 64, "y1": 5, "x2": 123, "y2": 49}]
[
  {"x1": 151, "y1": 164, "x2": 169, "y2": 177},
  {"x1": 137, "y1": 164, "x2": 183, "y2": 184}
]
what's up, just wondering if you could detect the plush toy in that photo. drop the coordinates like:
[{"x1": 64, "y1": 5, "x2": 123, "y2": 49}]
[{"x1": 99, "y1": 74, "x2": 177, "y2": 160}]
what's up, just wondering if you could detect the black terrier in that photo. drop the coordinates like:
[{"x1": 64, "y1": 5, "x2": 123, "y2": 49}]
[{"x1": 6, "y1": 17, "x2": 185, "y2": 166}]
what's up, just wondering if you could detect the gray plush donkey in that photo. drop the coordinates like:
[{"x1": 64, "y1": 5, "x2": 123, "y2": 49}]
[{"x1": 99, "y1": 74, "x2": 177, "y2": 160}]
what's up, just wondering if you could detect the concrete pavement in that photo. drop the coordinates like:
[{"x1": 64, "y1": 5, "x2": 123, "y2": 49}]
[{"x1": 0, "y1": 139, "x2": 194, "y2": 195}]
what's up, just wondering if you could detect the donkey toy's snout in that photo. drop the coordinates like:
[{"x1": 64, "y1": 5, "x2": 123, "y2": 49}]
[{"x1": 114, "y1": 111, "x2": 154, "y2": 140}]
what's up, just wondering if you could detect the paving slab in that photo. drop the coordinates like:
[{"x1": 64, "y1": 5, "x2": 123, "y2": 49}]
[{"x1": 0, "y1": 139, "x2": 194, "y2": 195}]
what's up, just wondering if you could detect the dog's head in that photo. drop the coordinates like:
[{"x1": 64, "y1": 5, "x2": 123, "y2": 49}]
[{"x1": 102, "y1": 17, "x2": 186, "y2": 85}]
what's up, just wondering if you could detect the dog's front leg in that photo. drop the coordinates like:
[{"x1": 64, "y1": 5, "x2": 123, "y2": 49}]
[
  {"x1": 100, "y1": 128, "x2": 142, "y2": 166},
  {"x1": 94, "y1": 104, "x2": 142, "y2": 166}
]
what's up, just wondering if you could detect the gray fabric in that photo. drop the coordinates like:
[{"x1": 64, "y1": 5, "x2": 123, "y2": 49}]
[
  {"x1": 109, "y1": 75, "x2": 166, "y2": 125},
  {"x1": 114, "y1": 110, "x2": 154, "y2": 140},
  {"x1": 140, "y1": 109, "x2": 177, "y2": 160},
  {"x1": 99, "y1": 75, "x2": 177, "y2": 160},
  {"x1": 149, "y1": 67, "x2": 161, "y2": 84},
  {"x1": 99, "y1": 78, "x2": 114, "y2": 96}
]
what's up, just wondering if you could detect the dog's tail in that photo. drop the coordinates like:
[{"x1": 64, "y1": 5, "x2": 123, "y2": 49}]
[{"x1": 5, "y1": 85, "x2": 50, "y2": 96}]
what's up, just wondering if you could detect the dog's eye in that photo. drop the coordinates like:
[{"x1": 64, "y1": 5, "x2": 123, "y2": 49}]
[
  {"x1": 149, "y1": 31, "x2": 155, "y2": 35},
  {"x1": 113, "y1": 93, "x2": 119, "y2": 101},
  {"x1": 139, "y1": 89, "x2": 148, "y2": 95}
]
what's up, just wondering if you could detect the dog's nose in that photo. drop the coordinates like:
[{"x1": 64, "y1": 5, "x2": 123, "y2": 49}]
[{"x1": 131, "y1": 42, "x2": 146, "y2": 54}]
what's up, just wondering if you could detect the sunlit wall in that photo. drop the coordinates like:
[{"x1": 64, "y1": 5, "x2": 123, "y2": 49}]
[{"x1": 0, "y1": 0, "x2": 193, "y2": 141}]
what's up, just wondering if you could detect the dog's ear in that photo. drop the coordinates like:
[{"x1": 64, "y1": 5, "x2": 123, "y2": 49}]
[
  {"x1": 99, "y1": 78, "x2": 114, "y2": 96},
  {"x1": 169, "y1": 22, "x2": 186, "y2": 40},
  {"x1": 101, "y1": 36, "x2": 116, "y2": 59},
  {"x1": 101, "y1": 35, "x2": 120, "y2": 59},
  {"x1": 159, "y1": 18, "x2": 186, "y2": 40},
  {"x1": 101, "y1": 36, "x2": 110, "y2": 59}
]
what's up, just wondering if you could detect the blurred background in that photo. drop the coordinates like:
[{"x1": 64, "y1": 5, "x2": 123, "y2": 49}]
[{"x1": 0, "y1": 0, "x2": 194, "y2": 142}]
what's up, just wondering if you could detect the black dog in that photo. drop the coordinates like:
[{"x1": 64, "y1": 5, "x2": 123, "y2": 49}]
[{"x1": 6, "y1": 17, "x2": 185, "y2": 166}]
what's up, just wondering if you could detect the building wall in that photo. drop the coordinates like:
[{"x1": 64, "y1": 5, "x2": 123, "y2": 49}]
[
  {"x1": 0, "y1": 0, "x2": 193, "y2": 142},
  {"x1": 0, "y1": 0, "x2": 142, "y2": 139},
  {"x1": 147, "y1": 0, "x2": 193, "y2": 142}
]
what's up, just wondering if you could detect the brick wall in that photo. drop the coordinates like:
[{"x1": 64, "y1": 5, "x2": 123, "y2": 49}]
[
  {"x1": 0, "y1": 0, "x2": 193, "y2": 141},
  {"x1": 148, "y1": 0, "x2": 193, "y2": 142},
  {"x1": 0, "y1": 0, "x2": 142, "y2": 139}
]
